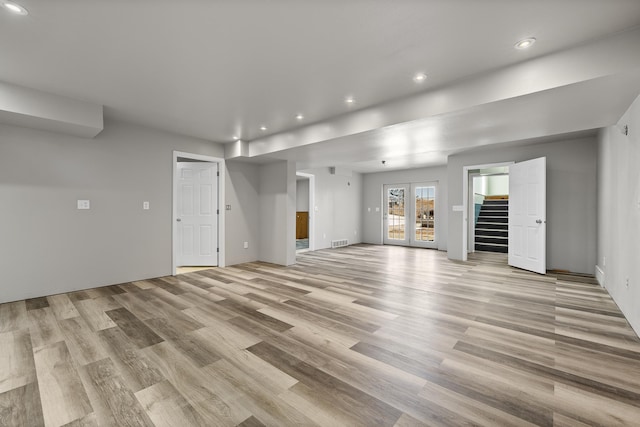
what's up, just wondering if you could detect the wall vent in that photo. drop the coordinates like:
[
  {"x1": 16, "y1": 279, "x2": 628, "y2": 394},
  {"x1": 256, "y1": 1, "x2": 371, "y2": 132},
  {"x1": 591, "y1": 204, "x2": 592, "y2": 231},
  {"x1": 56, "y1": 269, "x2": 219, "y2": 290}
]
[{"x1": 331, "y1": 239, "x2": 349, "y2": 248}]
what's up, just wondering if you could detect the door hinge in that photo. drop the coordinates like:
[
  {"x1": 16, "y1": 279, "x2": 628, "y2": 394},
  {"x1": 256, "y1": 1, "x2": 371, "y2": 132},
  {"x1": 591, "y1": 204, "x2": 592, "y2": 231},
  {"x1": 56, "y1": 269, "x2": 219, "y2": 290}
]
[
  {"x1": 217, "y1": 209, "x2": 219, "y2": 214},
  {"x1": 217, "y1": 171, "x2": 220, "y2": 176},
  {"x1": 217, "y1": 248, "x2": 219, "y2": 253}
]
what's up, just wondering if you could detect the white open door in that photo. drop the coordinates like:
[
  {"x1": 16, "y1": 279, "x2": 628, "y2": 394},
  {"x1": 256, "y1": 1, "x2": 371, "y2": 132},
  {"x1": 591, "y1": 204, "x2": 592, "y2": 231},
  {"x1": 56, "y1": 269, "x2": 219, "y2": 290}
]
[
  {"x1": 177, "y1": 162, "x2": 218, "y2": 267},
  {"x1": 508, "y1": 157, "x2": 546, "y2": 274}
]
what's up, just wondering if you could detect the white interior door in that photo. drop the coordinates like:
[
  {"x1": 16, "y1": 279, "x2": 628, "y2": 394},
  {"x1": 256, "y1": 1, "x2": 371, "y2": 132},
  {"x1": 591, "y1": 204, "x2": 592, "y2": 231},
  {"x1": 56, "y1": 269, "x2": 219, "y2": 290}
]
[
  {"x1": 177, "y1": 162, "x2": 218, "y2": 266},
  {"x1": 508, "y1": 157, "x2": 546, "y2": 274}
]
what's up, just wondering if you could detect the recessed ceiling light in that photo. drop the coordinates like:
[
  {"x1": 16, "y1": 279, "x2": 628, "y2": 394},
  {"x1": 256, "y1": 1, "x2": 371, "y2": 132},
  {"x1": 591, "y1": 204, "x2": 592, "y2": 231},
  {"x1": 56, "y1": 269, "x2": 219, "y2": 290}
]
[
  {"x1": 2, "y1": 1, "x2": 28, "y2": 15},
  {"x1": 413, "y1": 73, "x2": 427, "y2": 83},
  {"x1": 345, "y1": 97, "x2": 355, "y2": 104},
  {"x1": 514, "y1": 37, "x2": 536, "y2": 49},
  {"x1": 260, "y1": 126, "x2": 267, "y2": 131},
  {"x1": 295, "y1": 114, "x2": 304, "y2": 120}
]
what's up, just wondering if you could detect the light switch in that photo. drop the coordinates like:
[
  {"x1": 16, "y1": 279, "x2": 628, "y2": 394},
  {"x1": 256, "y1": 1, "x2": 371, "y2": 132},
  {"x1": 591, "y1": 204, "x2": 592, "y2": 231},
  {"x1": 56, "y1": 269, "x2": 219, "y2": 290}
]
[
  {"x1": 367, "y1": 207, "x2": 371, "y2": 212},
  {"x1": 375, "y1": 207, "x2": 380, "y2": 212},
  {"x1": 143, "y1": 201, "x2": 150, "y2": 210},
  {"x1": 77, "y1": 200, "x2": 90, "y2": 210},
  {"x1": 244, "y1": 241, "x2": 249, "y2": 249}
]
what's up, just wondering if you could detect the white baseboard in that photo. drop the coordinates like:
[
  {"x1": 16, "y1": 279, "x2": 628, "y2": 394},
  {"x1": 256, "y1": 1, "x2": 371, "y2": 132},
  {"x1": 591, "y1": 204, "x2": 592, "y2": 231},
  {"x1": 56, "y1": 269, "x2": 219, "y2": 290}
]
[{"x1": 595, "y1": 265, "x2": 605, "y2": 287}]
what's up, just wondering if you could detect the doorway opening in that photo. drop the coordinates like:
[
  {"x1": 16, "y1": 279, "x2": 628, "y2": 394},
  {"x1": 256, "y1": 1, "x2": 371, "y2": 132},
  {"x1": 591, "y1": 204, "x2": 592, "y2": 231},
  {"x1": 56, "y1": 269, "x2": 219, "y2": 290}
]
[
  {"x1": 172, "y1": 151, "x2": 225, "y2": 275},
  {"x1": 469, "y1": 167, "x2": 509, "y2": 254},
  {"x1": 296, "y1": 172, "x2": 315, "y2": 253},
  {"x1": 462, "y1": 158, "x2": 546, "y2": 275},
  {"x1": 462, "y1": 162, "x2": 513, "y2": 262}
]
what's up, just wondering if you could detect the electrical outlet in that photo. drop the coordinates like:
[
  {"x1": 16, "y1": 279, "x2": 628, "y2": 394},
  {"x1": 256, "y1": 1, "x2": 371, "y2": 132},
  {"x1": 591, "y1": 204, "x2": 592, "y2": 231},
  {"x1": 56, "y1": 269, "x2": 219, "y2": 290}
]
[
  {"x1": 143, "y1": 201, "x2": 150, "y2": 210},
  {"x1": 226, "y1": 205, "x2": 231, "y2": 210},
  {"x1": 626, "y1": 278, "x2": 630, "y2": 288},
  {"x1": 77, "y1": 200, "x2": 90, "y2": 210}
]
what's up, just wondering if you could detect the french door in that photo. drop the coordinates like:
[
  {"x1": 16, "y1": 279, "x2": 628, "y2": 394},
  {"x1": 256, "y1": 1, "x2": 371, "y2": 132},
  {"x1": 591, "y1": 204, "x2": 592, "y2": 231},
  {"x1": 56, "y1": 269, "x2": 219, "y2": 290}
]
[{"x1": 383, "y1": 182, "x2": 437, "y2": 248}]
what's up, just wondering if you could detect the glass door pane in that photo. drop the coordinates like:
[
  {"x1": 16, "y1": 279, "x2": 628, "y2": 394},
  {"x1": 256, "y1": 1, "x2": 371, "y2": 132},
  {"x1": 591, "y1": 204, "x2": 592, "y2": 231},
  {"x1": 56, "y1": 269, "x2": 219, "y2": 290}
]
[
  {"x1": 383, "y1": 184, "x2": 410, "y2": 245},
  {"x1": 383, "y1": 182, "x2": 436, "y2": 248},
  {"x1": 415, "y1": 186, "x2": 435, "y2": 242},
  {"x1": 387, "y1": 187, "x2": 405, "y2": 240}
]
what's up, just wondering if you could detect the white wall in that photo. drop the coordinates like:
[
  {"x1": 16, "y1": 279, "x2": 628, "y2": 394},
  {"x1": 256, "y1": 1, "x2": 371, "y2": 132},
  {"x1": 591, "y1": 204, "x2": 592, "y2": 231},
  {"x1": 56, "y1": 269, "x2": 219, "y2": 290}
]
[
  {"x1": 474, "y1": 175, "x2": 509, "y2": 196},
  {"x1": 258, "y1": 161, "x2": 296, "y2": 265},
  {"x1": 473, "y1": 175, "x2": 487, "y2": 196},
  {"x1": 0, "y1": 120, "x2": 225, "y2": 303},
  {"x1": 487, "y1": 175, "x2": 509, "y2": 195},
  {"x1": 597, "y1": 94, "x2": 640, "y2": 335},
  {"x1": 362, "y1": 166, "x2": 448, "y2": 251},
  {"x1": 296, "y1": 178, "x2": 309, "y2": 211},
  {"x1": 448, "y1": 136, "x2": 598, "y2": 274},
  {"x1": 225, "y1": 160, "x2": 260, "y2": 266},
  {"x1": 300, "y1": 168, "x2": 362, "y2": 249}
]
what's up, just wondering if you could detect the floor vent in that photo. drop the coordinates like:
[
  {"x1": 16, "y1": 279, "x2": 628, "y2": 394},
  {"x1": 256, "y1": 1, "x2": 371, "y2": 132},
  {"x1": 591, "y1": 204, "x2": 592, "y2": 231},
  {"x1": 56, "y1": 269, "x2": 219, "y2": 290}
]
[{"x1": 331, "y1": 239, "x2": 349, "y2": 248}]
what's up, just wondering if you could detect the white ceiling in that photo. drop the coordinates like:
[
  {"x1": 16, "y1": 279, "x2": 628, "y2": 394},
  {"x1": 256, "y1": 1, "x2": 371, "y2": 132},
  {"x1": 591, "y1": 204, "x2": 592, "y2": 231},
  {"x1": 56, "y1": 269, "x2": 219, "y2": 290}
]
[{"x1": 1, "y1": 0, "x2": 640, "y2": 172}]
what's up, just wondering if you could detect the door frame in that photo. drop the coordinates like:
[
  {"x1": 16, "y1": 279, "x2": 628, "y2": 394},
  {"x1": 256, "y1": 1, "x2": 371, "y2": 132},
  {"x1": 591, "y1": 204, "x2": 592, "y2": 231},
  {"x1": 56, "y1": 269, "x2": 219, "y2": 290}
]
[
  {"x1": 462, "y1": 161, "x2": 513, "y2": 262},
  {"x1": 467, "y1": 171, "x2": 481, "y2": 254},
  {"x1": 296, "y1": 172, "x2": 315, "y2": 252},
  {"x1": 172, "y1": 151, "x2": 226, "y2": 274}
]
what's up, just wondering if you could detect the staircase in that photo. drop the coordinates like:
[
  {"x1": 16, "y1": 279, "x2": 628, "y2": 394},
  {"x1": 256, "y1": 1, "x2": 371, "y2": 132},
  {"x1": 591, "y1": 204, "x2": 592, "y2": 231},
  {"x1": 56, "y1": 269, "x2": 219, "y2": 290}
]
[{"x1": 475, "y1": 197, "x2": 508, "y2": 253}]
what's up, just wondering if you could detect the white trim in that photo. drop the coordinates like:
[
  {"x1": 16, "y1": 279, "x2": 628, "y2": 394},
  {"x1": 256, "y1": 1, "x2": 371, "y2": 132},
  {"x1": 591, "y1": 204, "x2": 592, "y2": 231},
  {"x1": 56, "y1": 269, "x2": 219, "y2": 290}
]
[
  {"x1": 462, "y1": 161, "x2": 513, "y2": 261},
  {"x1": 467, "y1": 172, "x2": 479, "y2": 254},
  {"x1": 595, "y1": 265, "x2": 605, "y2": 287},
  {"x1": 173, "y1": 151, "x2": 226, "y2": 275},
  {"x1": 296, "y1": 172, "x2": 315, "y2": 251}
]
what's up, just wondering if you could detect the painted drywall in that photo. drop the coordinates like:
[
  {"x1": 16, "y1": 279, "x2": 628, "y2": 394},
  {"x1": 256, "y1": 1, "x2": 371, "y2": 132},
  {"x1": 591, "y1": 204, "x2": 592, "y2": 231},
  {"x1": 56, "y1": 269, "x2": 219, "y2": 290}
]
[
  {"x1": 296, "y1": 178, "x2": 310, "y2": 212},
  {"x1": 258, "y1": 161, "x2": 297, "y2": 265},
  {"x1": 480, "y1": 175, "x2": 509, "y2": 196},
  {"x1": 597, "y1": 93, "x2": 640, "y2": 335},
  {"x1": 0, "y1": 120, "x2": 224, "y2": 304},
  {"x1": 0, "y1": 80, "x2": 103, "y2": 138},
  {"x1": 300, "y1": 168, "x2": 363, "y2": 249},
  {"x1": 473, "y1": 175, "x2": 509, "y2": 197},
  {"x1": 488, "y1": 175, "x2": 509, "y2": 195},
  {"x1": 225, "y1": 160, "x2": 260, "y2": 266},
  {"x1": 362, "y1": 166, "x2": 448, "y2": 251},
  {"x1": 448, "y1": 136, "x2": 598, "y2": 274},
  {"x1": 473, "y1": 175, "x2": 487, "y2": 196}
]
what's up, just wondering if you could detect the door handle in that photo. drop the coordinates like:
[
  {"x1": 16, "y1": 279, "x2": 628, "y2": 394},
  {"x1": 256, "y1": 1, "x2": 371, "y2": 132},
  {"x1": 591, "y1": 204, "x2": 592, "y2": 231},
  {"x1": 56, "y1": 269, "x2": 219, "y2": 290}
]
[
  {"x1": 536, "y1": 219, "x2": 542, "y2": 224},
  {"x1": 177, "y1": 218, "x2": 182, "y2": 222}
]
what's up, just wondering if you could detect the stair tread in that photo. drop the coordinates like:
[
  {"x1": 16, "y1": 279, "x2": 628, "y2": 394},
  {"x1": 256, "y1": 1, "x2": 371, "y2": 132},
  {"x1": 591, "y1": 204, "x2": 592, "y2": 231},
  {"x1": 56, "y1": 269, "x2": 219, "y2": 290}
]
[{"x1": 476, "y1": 198, "x2": 509, "y2": 253}]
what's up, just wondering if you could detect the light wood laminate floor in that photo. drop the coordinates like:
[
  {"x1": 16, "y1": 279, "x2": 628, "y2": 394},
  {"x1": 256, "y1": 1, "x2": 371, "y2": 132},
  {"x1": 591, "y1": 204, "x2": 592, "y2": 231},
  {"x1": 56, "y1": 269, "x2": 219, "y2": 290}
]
[{"x1": 1, "y1": 245, "x2": 640, "y2": 426}]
